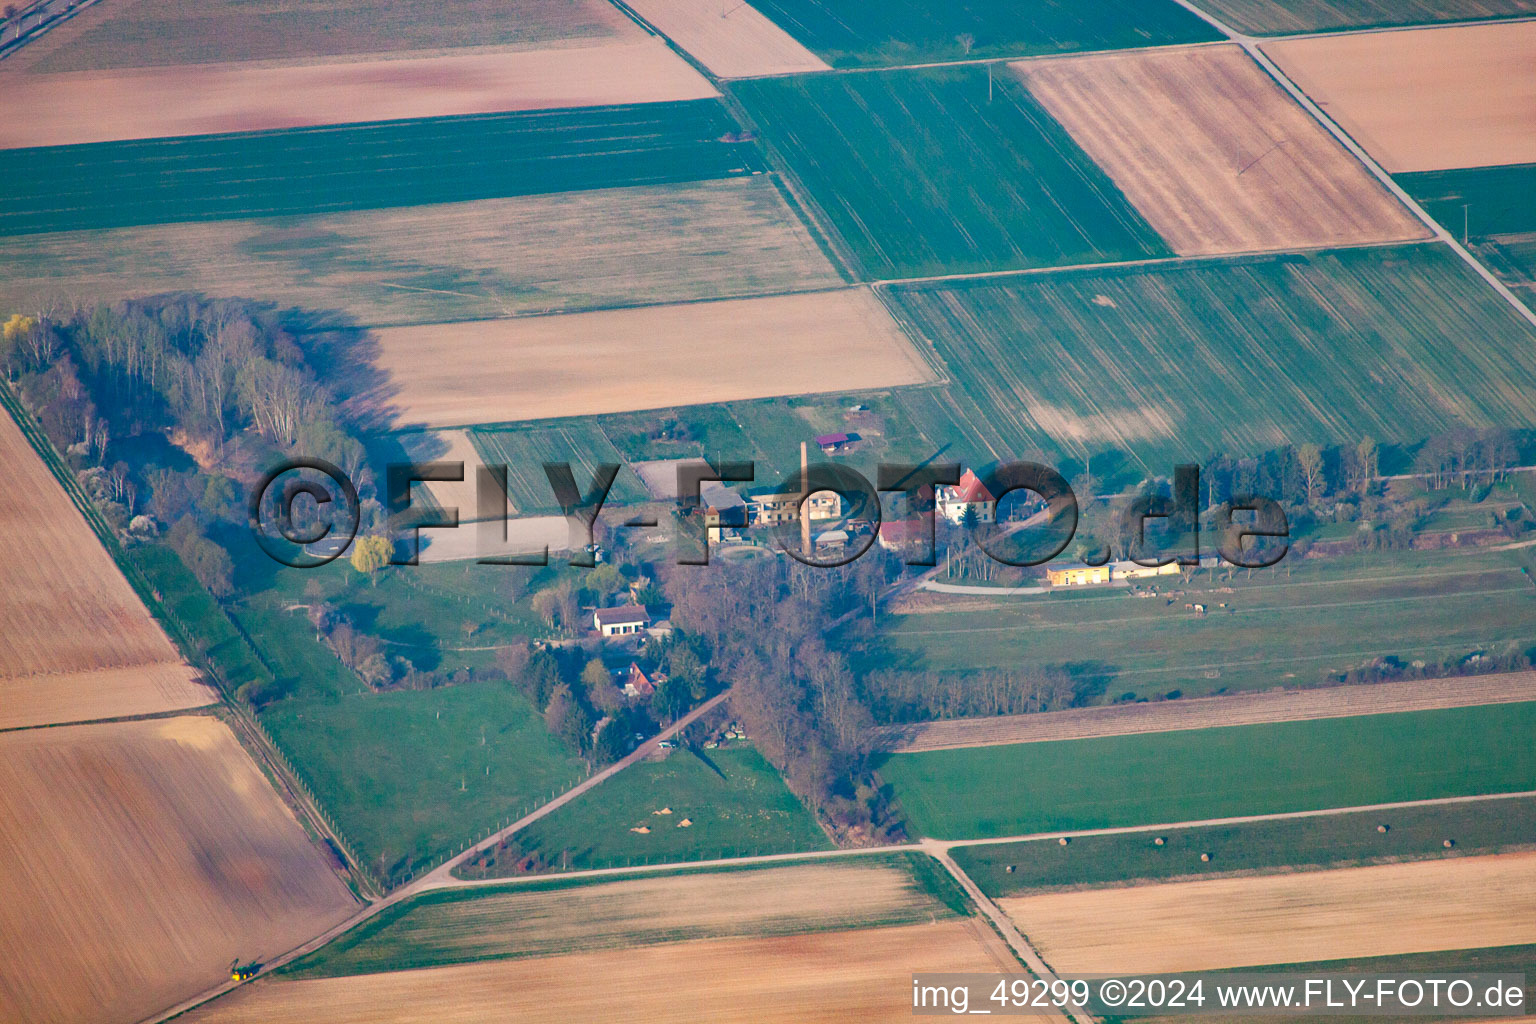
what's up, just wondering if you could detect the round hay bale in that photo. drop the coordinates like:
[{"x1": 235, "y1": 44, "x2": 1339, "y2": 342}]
[
  {"x1": 1199, "y1": 852, "x2": 1212, "y2": 862},
  {"x1": 1005, "y1": 864, "x2": 1016, "y2": 873},
  {"x1": 1377, "y1": 824, "x2": 1389, "y2": 833},
  {"x1": 1058, "y1": 837, "x2": 1070, "y2": 846},
  {"x1": 1444, "y1": 839, "x2": 1456, "y2": 848},
  {"x1": 1153, "y1": 836, "x2": 1166, "y2": 846}
]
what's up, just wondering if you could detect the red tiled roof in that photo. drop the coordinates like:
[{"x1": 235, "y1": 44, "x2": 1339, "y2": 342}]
[
  {"x1": 952, "y1": 469, "x2": 994, "y2": 504},
  {"x1": 879, "y1": 519, "x2": 928, "y2": 543}
]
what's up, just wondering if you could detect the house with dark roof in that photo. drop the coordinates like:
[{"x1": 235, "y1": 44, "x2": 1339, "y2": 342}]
[{"x1": 593, "y1": 604, "x2": 650, "y2": 637}]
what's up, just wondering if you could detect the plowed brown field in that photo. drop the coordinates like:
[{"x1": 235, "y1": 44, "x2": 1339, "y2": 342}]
[
  {"x1": 372, "y1": 289, "x2": 932, "y2": 428},
  {"x1": 0, "y1": 39, "x2": 715, "y2": 149},
  {"x1": 0, "y1": 716, "x2": 356, "y2": 1024},
  {"x1": 1266, "y1": 22, "x2": 1536, "y2": 172},
  {"x1": 1001, "y1": 852, "x2": 1536, "y2": 973},
  {"x1": 878, "y1": 672, "x2": 1536, "y2": 752},
  {"x1": 1014, "y1": 46, "x2": 1427, "y2": 255},
  {"x1": 0, "y1": 407, "x2": 209, "y2": 728}
]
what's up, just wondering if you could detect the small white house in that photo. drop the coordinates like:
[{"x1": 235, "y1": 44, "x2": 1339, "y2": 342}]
[{"x1": 594, "y1": 604, "x2": 650, "y2": 637}]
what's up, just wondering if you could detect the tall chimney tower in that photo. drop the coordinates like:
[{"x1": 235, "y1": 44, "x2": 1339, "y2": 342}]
[{"x1": 800, "y1": 440, "x2": 812, "y2": 556}]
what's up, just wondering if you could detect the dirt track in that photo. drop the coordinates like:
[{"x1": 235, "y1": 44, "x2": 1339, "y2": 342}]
[
  {"x1": 1015, "y1": 45, "x2": 1427, "y2": 255},
  {"x1": 877, "y1": 672, "x2": 1536, "y2": 752},
  {"x1": 1265, "y1": 22, "x2": 1536, "y2": 172},
  {"x1": 1001, "y1": 851, "x2": 1536, "y2": 973},
  {"x1": 0, "y1": 39, "x2": 715, "y2": 148},
  {"x1": 373, "y1": 289, "x2": 932, "y2": 428}
]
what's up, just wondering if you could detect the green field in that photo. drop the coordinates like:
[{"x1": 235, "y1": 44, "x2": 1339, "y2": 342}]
[
  {"x1": 879, "y1": 701, "x2": 1536, "y2": 839},
  {"x1": 882, "y1": 244, "x2": 1536, "y2": 467},
  {"x1": 1401, "y1": 163, "x2": 1536, "y2": 239},
  {"x1": 0, "y1": 102, "x2": 762, "y2": 235},
  {"x1": 500, "y1": 745, "x2": 832, "y2": 872},
  {"x1": 749, "y1": 0, "x2": 1218, "y2": 67},
  {"x1": 1478, "y1": 234, "x2": 1536, "y2": 305},
  {"x1": 1400, "y1": 164, "x2": 1536, "y2": 306},
  {"x1": 13, "y1": 0, "x2": 630, "y2": 72},
  {"x1": 598, "y1": 394, "x2": 940, "y2": 493},
  {"x1": 0, "y1": 179, "x2": 842, "y2": 328},
  {"x1": 864, "y1": 546, "x2": 1536, "y2": 697},
  {"x1": 1193, "y1": 0, "x2": 1536, "y2": 33},
  {"x1": 470, "y1": 422, "x2": 650, "y2": 515},
  {"x1": 262, "y1": 682, "x2": 585, "y2": 883},
  {"x1": 284, "y1": 852, "x2": 965, "y2": 978},
  {"x1": 229, "y1": 545, "x2": 560, "y2": 689},
  {"x1": 730, "y1": 67, "x2": 1168, "y2": 279},
  {"x1": 953, "y1": 795, "x2": 1536, "y2": 896}
]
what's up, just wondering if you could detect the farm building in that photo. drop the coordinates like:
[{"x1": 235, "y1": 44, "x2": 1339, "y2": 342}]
[
  {"x1": 594, "y1": 605, "x2": 650, "y2": 637},
  {"x1": 815, "y1": 432, "x2": 859, "y2": 454},
  {"x1": 813, "y1": 528, "x2": 850, "y2": 551},
  {"x1": 936, "y1": 469, "x2": 996, "y2": 525},
  {"x1": 749, "y1": 489, "x2": 843, "y2": 526},
  {"x1": 1045, "y1": 560, "x2": 1190, "y2": 586},
  {"x1": 1046, "y1": 562, "x2": 1113, "y2": 586},
  {"x1": 701, "y1": 481, "x2": 748, "y2": 542},
  {"x1": 1114, "y1": 560, "x2": 1186, "y2": 580}
]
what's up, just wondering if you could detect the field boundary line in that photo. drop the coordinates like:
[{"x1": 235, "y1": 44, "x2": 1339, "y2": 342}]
[
  {"x1": 869, "y1": 236, "x2": 1441, "y2": 289},
  {"x1": 1164, "y1": 0, "x2": 1536, "y2": 333},
  {"x1": 0, "y1": 381, "x2": 381, "y2": 900}
]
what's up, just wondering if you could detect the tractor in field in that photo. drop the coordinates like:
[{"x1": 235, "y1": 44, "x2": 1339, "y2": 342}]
[{"x1": 230, "y1": 959, "x2": 263, "y2": 982}]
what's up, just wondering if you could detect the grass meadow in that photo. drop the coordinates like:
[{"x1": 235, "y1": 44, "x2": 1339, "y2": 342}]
[
  {"x1": 262, "y1": 682, "x2": 585, "y2": 884},
  {"x1": 730, "y1": 67, "x2": 1168, "y2": 279},
  {"x1": 878, "y1": 700, "x2": 1536, "y2": 839},
  {"x1": 508, "y1": 745, "x2": 832, "y2": 871},
  {"x1": 954, "y1": 795, "x2": 1536, "y2": 896},
  {"x1": 864, "y1": 546, "x2": 1536, "y2": 697},
  {"x1": 748, "y1": 0, "x2": 1218, "y2": 67},
  {"x1": 0, "y1": 102, "x2": 762, "y2": 235}
]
